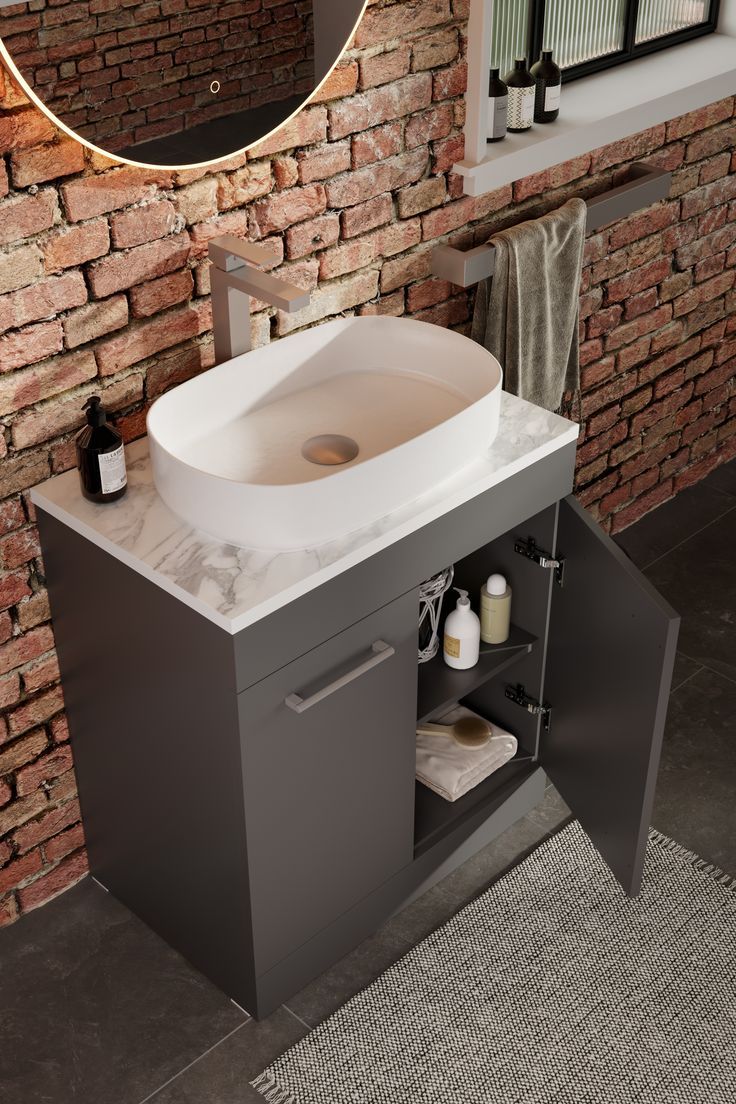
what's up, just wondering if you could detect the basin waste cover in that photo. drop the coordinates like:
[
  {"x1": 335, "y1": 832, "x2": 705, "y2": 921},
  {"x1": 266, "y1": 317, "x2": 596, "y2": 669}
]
[{"x1": 301, "y1": 434, "x2": 359, "y2": 466}]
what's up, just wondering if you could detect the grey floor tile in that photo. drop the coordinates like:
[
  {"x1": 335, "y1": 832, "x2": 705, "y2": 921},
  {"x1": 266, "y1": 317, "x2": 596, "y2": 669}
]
[
  {"x1": 702, "y1": 457, "x2": 736, "y2": 499},
  {"x1": 145, "y1": 1009, "x2": 307, "y2": 1104},
  {"x1": 287, "y1": 786, "x2": 570, "y2": 1027},
  {"x1": 0, "y1": 879, "x2": 245, "y2": 1104},
  {"x1": 653, "y1": 666, "x2": 736, "y2": 875},
  {"x1": 644, "y1": 509, "x2": 736, "y2": 683},
  {"x1": 614, "y1": 481, "x2": 734, "y2": 569},
  {"x1": 670, "y1": 651, "x2": 703, "y2": 692}
]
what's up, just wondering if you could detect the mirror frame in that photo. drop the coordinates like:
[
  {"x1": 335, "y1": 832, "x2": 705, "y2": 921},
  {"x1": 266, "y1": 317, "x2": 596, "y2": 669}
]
[{"x1": 0, "y1": 0, "x2": 368, "y2": 170}]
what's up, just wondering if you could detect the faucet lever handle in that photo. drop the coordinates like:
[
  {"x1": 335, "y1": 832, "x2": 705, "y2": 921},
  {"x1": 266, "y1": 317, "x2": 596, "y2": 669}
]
[{"x1": 208, "y1": 234, "x2": 280, "y2": 273}]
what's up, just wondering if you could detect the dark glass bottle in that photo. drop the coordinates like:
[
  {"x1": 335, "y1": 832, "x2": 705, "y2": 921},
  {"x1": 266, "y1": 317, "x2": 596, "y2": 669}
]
[
  {"x1": 531, "y1": 49, "x2": 561, "y2": 123},
  {"x1": 487, "y1": 67, "x2": 508, "y2": 143},
  {"x1": 76, "y1": 396, "x2": 127, "y2": 503},
  {"x1": 503, "y1": 58, "x2": 535, "y2": 132}
]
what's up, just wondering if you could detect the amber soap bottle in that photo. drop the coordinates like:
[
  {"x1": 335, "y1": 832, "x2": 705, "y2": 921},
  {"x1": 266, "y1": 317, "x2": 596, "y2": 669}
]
[{"x1": 76, "y1": 396, "x2": 127, "y2": 503}]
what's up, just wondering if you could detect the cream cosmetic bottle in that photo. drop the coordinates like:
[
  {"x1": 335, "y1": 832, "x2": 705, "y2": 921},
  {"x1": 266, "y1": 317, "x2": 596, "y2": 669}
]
[
  {"x1": 480, "y1": 573, "x2": 511, "y2": 644},
  {"x1": 443, "y1": 589, "x2": 480, "y2": 670}
]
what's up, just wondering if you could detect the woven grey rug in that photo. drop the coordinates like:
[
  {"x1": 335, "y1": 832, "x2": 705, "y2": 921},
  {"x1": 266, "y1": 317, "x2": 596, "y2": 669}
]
[{"x1": 252, "y1": 823, "x2": 736, "y2": 1104}]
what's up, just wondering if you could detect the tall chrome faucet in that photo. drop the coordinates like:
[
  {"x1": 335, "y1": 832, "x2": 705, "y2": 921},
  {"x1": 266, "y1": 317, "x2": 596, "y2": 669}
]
[{"x1": 208, "y1": 234, "x2": 311, "y2": 365}]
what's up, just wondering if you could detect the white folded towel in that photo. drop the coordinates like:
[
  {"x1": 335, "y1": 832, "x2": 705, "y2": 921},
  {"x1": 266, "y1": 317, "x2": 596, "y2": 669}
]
[{"x1": 416, "y1": 705, "x2": 518, "y2": 803}]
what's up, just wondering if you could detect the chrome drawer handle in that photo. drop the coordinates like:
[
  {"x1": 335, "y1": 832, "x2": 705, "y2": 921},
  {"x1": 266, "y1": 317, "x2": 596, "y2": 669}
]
[{"x1": 285, "y1": 640, "x2": 395, "y2": 714}]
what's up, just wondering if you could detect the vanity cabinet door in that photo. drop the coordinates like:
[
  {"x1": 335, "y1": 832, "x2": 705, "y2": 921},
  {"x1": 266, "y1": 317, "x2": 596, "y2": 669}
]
[
  {"x1": 542, "y1": 496, "x2": 679, "y2": 897},
  {"x1": 239, "y1": 589, "x2": 418, "y2": 976}
]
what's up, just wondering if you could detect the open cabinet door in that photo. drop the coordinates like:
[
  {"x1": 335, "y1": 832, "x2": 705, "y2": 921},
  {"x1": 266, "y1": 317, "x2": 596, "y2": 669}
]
[{"x1": 542, "y1": 496, "x2": 679, "y2": 896}]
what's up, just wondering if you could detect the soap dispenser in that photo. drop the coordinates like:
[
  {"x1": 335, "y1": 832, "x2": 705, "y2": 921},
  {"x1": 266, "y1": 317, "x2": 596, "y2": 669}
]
[
  {"x1": 75, "y1": 396, "x2": 127, "y2": 503},
  {"x1": 443, "y1": 588, "x2": 480, "y2": 670},
  {"x1": 480, "y1": 573, "x2": 512, "y2": 644}
]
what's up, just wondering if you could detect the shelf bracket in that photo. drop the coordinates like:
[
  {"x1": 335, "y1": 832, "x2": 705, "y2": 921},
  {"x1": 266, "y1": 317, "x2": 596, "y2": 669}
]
[
  {"x1": 505, "y1": 683, "x2": 552, "y2": 731},
  {"x1": 514, "y1": 537, "x2": 565, "y2": 586}
]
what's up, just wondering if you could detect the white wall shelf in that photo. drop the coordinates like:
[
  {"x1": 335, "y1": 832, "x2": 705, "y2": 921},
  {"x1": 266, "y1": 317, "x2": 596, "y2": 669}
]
[{"x1": 458, "y1": 0, "x2": 736, "y2": 197}]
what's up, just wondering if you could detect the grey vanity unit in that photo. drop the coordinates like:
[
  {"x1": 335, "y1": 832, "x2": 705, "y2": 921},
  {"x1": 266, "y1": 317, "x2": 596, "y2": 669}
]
[{"x1": 32, "y1": 395, "x2": 678, "y2": 1019}]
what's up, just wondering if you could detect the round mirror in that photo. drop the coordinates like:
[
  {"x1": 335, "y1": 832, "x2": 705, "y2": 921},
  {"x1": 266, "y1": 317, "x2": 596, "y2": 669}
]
[{"x1": 0, "y1": 0, "x2": 366, "y2": 168}]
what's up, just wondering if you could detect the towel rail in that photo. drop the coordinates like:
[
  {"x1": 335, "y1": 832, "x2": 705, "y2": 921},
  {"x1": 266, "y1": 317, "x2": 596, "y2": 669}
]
[{"x1": 431, "y1": 162, "x2": 671, "y2": 288}]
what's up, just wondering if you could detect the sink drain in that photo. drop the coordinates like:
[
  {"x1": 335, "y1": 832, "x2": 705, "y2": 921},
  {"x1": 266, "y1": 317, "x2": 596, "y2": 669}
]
[{"x1": 301, "y1": 434, "x2": 359, "y2": 466}]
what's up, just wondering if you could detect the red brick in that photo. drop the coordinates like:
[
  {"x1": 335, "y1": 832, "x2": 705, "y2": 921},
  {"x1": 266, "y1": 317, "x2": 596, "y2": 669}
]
[
  {"x1": 341, "y1": 193, "x2": 394, "y2": 238},
  {"x1": 64, "y1": 295, "x2": 129, "y2": 348},
  {"x1": 359, "y1": 45, "x2": 411, "y2": 90},
  {"x1": 285, "y1": 214, "x2": 340, "y2": 260},
  {"x1": 248, "y1": 107, "x2": 328, "y2": 158},
  {"x1": 420, "y1": 186, "x2": 512, "y2": 239},
  {"x1": 353, "y1": 0, "x2": 452, "y2": 48},
  {"x1": 60, "y1": 167, "x2": 173, "y2": 222},
  {"x1": 326, "y1": 149, "x2": 428, "y2": 208},
  {"x1": 312, "y1": 62, "x2": 359, "y2": 104},
  {"x1": 95, "y1": 300, "x2": 210, "y2": 373},
  {"x1": 129, "y1": 269, "x2": 193, "y2": 318},
  {"x1": 609, "y1": 202, "x2": 679, "y2": 251},
  {"x1": 0, "y1": 349, "x2": 97, "y2": 416},
  {"x1": 0, "y1": 321, "x2": 63, "y2": 372},
  {"x1": 88, "y1": 232, "x2": 190, "y2": 297},
  {"x1": 0, "y1": 243, "x2": 43, "y2": 296},
  {"x1": 298, "y1": 142, "x2": 351, "y2": 184},
  {"x1": 0, "y1": 526, "x2": 40, "y2": 571},
  {"x1": 217, "y1": 162, "x2": 271, "y2": 210},
  {"x1": 10, "y1": 139, "x2": 85, "y2": 189},
  {"x1": 0, "y1": 569, "x2": 32, "y2": 612},
  {"x1": 21, "y1": 651, "x2": 60, "y2": 694},
  {"x1": 175, "y1": 178, "x2": 219, "y2": 223},
  {"x1": 17, "y1": 849, "x2": 88, "y2": 912},
  {"x1": 44, "y1": 822, "x2": 85, "y2": 862},
  {"x1": 352, "y1": 122, "x2": 404, "y2": 169},
  {"x1": 43, "y1": 220, "x2": 110, "y2": 273},
  {"x1": 251, "y1": 184, "x2": 327, "y2": 236},
  {"x1": 12, "y1": 375, "x2": 142, "y2": 450},
  {"x1": 411, "y1": 26, "x2": 459, "y2": 71},
  {"x1": 110, "y1": 200, "x2": 178, "y2": 248},
  {"x1": 666, "y1": 98, "x2": 734, "y2": 140},
  {"x1": 0, "y1": 190, "x2": 57, "y2": 247},
  {"x1": 397, "y1": 177, "x2": 446, "y2": 218},
  {"x1": 607, "y1": 256, "x2": 671, "y2": 303},
  {"x1": 16, "y1": 746, "x2": 73, "y2": 798},
  {"x1": 0, "y1": 110, "x2": 55, "y2": 156},
  {"x1": 0, "y1": 272, "x2": 87, "y2": 335},
  {"x1": 0, "y1": 850, "x2": 43, "y2": 895},
  {"x1": 590, "y1": 126, "x2": 666, "y2": 173}
]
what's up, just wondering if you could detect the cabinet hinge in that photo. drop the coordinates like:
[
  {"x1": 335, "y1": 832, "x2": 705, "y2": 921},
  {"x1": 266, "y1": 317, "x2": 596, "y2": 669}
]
[
  {"x1": 505, "y1": 683, "x2": 552, "y2": 731},
  {"x1": 514, "y1": 537, "x2": 565, "y2": 586}
]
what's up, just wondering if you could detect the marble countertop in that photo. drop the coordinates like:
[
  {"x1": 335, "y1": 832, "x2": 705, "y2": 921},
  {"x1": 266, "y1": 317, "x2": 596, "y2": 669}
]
[{"x1": 31, "y1": 392, "x2": 578, "y2": 634}]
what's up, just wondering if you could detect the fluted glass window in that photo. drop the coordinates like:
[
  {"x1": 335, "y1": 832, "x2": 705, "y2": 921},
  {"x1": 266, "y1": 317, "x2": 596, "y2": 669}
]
[
  {"x1": 636, "y1": 0, "x2": 713, "y2": 43},
  {"x1": 491, "y1": 0, "x2": 531, "y2": 78},
  {"x1": 491, "y1": 0, "x2": 719, "y2": 84},
  {"x1": 543, "y1": 0, "x2": 627, "y2": 69}
]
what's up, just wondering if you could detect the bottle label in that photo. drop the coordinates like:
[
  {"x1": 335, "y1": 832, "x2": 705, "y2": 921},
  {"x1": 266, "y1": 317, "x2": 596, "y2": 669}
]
[
  {"x1": 508, "y1": 86, "x2": 534, "y2": 129},
  {"x1": 98, "y1": 444, "x2": 127, "y2": 495},
  {"x1": 444, "y1": 634, "x2": 460, "y2": 659},
  {"x1": 545, "y1": 84, "x2": 561, "y2": 112},
  {"x1": 488, "y1": 94, "x2": 507, "y2": 139}
]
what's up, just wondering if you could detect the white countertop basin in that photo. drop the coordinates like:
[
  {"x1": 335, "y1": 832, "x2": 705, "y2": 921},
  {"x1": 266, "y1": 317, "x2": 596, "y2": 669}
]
[{"x1": 146, "y1": 316, "x2": 504, "y2": 550}]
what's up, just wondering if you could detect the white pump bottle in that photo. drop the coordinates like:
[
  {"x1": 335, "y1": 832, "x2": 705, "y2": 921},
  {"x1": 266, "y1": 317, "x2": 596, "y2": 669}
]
[{"x1": 443, "y1": 588, "x2": 481, "y2": 670}]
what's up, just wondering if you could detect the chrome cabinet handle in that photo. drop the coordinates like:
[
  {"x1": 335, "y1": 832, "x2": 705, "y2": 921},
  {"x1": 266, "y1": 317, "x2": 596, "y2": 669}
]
[{"x1": 284, "y1": 641, "x2": 395, "y2": 714}]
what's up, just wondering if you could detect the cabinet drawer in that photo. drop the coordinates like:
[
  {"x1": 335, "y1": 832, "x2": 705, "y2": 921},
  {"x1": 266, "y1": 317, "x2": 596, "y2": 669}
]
[{"x1": 239, "y1": 588, "x2": 419, "y2": 976}]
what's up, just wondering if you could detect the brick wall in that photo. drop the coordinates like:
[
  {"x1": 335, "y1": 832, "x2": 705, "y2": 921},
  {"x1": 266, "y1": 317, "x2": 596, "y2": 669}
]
[
  {"x1": 3, "y1": 0, "x2": 315, "y2": 152},
  {"x1": 1, "y1": 0, "x2": 735, "y2": 924}
]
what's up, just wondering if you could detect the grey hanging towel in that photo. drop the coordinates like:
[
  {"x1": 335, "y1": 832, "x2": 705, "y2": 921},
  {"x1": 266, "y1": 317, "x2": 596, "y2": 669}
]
[{"x1": 471, "y1": 197, "x2": 587, "y2": 413}]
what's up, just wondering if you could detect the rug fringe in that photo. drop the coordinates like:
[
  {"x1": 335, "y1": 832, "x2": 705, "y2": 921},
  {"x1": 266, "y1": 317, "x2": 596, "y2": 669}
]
[
  {"x1": 250, "y1": 1071, "x2": 298, "y2": 1104},
  {"x1": 649, "y1": 828, "x2": 736, "y2": 891}
]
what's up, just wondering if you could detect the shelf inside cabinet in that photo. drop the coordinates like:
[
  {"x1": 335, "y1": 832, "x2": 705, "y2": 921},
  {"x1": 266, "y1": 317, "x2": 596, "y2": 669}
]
[
  {"x1": 416, "y1": 624, "x2": 535, "y2": 723},
  {"x1": 414, "y1": 754, "x2": 537, "y2": 856}
]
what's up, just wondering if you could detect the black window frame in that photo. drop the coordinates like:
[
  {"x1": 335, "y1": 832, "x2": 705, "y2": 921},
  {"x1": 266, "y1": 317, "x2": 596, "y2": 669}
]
[{"x1": 527, "y1": 0, "x2": 721, "y2": 83}]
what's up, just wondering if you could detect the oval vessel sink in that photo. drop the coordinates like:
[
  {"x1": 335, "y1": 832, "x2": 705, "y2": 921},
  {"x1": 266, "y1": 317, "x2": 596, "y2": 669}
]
[{"x1": 147, "y1": 316, "x2": 502, "y2": 550}]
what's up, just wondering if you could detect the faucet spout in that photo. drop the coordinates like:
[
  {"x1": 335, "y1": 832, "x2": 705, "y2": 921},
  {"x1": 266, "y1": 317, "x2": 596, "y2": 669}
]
[{"x1": 208, "y1": 235, "x2": 311, "y2": 364}]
